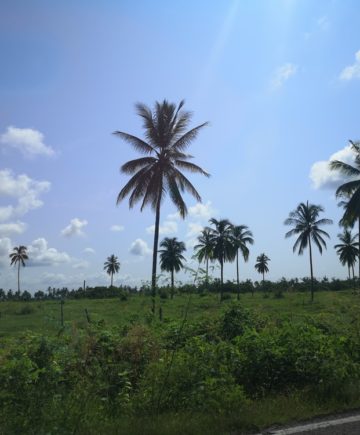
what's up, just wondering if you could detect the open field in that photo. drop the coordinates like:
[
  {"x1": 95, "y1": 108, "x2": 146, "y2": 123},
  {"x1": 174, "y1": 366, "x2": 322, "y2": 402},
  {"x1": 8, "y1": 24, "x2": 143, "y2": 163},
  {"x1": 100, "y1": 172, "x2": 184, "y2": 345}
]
[
  {"x1": 2, "y1": 289, "x2": 360, "y2": 434},
  {"x1": 1, "y1": 289, "x2": 360, "y2": 338}
]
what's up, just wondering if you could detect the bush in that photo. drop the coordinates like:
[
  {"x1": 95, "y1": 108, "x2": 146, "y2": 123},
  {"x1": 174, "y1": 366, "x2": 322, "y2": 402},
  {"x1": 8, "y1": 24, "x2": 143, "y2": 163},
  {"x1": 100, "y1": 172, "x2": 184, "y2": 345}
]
[{"x1": 17, "y1": 305, "x2": 35, "y2": 315}]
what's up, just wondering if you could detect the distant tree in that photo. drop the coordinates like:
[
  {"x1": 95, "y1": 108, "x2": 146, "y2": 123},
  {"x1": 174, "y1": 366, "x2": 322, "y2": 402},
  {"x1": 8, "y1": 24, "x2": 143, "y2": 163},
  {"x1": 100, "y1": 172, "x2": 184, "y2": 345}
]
[
  {"x1": 334, "y1": 229, "x2": 358, "y2": 280},
  {"x1": 194, "y1": 227, "x2": 214, "y2": 287},
  {"x1": 159, "y1": 237, "x2": 186, "y2": 299},
  {"x1": 103, "y1": 254, "x2": 120, "y2": 287},
  {"x1": 255, "y1": 253, "x2": 270, "y2": 285},
  {"x1": 208, "y1": 218, "x2": 235, "y2": 300},
  {"x1": 231, "y1": 225, "x2": 254, "y2": 300},
  {"x1": 114, "y1": 100, "x2": 209, "y2": 312},
  {"x1": 284, "y1": 201, "x2": 332, "y2": 302},
  {"x1": 330, "y1": 142, "x2": 360, "y2": 283},
  {"x1": 34, "y1": 290, "x2": 45, "y2": 300},
  {"x1": 9, "y1": 245, "x2": 28, "y2": 293}
]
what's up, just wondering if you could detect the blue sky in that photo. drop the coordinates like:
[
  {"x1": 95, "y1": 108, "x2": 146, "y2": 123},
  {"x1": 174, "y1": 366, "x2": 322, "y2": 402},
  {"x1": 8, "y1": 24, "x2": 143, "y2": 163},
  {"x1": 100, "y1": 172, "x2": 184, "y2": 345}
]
[{"x1": 1, "y1": 0, "x2": 360, "y2": 291}]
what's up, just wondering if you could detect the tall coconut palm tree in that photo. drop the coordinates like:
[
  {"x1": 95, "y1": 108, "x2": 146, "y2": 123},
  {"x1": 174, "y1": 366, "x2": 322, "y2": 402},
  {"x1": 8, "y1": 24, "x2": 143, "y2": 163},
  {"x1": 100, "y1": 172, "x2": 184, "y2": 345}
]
[
  {"x1": 330, "y1": 141, "x2": 360, "y2": 283},
  {"x1": 103, "y1": 254, "x2": 120, "y2": 287},
  {"x1": 334, "y1": 229, "x2": 358, "y2": 280},
  {"x1": 159, "y1": 237, "x2": 186, "y2": 299},
  {"x1": 194, "y1": 227, "x2": 214, "y2": 287},
  {"x1": 284, "y1": 201, "x2": 332, "y2": 302},
  {"x1": 9, "y1": 245, "x2": 28, "y2": 293},
  {"x1": 208, "y1": 218, "x2": 235, "y2": 301},
  {"x1": 231, "y1": 225, "x2": 254, "y2": 300},
  {"x1": 114, "y1": 100, "x2": 209, "y2": 311},
  {"x1": 255, "y1": 253, "x2": 270, "y2": 285}
]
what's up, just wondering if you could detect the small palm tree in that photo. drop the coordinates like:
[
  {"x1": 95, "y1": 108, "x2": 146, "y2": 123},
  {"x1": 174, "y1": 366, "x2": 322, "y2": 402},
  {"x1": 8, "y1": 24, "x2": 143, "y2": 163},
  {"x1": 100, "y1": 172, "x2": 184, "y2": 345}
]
[
  {"x1": 284, "y1": 201, "x2": 332, "y2": 302},
  {"x1": 231, "y1": 225, "x2": 254, "y2": 300},
  {"x1": 114, "y1": 100, "x2": 209, "y2": 311},
  {"x1": 194, "y1": 227, "x2": 214, "y2": 287},
  {"x1": 103, "y1": 254, "x2": 120, "y2": 287},
  {"x1": 334, "y1": 230, "x2": 358, "y2": 280},
  {"x1": 159, "y1": 237, "x2": 186, "y2": 299},
  {"x1": 9, "y1": 246, "x2": 28, "y2": 293},
  {"x1": 208, "y1": 218, "x2": 235, "y2": 300},
  {"x1": 330, "y1": 140, "x2": 360, "y2": 282},
  {"x1": 255, "y1": 253, "x2": 270, "y2": 286}
]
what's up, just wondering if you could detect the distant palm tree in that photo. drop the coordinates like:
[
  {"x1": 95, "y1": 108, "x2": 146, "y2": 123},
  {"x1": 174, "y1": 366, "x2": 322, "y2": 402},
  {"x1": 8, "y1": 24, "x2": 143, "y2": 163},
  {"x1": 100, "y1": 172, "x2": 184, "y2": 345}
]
[
  {"x1": 159, "y1": 237, "x2": 186, "y2": 299},
  {"x1": 330, "y1": 141, "x2": 360, "y2": 282},
  {"x1": 208, "y1": 218, "x2": 235, "y2": 300},
  {"x1": 103, "y1": 254, "x2": 120, "y2": 287},
  {"x1": 194, "y1": 227, "x2": 214, "y2": 287},
  {"x1": 284, "y1": 201, "x2": 332, "y2": 302},
  {"x1": 114, "y1": 100, "x2": 209, "y2": 311},
  {"x1": 334, "y1": 230, "x2": 358, "y2": 280},
  {"x1": 9, "y1": 245, "x2": 28, "y2": 293},
  {"x1": 231, "y1": 225, "x2": 254, "y2": 300},
  {"x1": 255, "y1": 253, "x2": 270, "y2": 285}
]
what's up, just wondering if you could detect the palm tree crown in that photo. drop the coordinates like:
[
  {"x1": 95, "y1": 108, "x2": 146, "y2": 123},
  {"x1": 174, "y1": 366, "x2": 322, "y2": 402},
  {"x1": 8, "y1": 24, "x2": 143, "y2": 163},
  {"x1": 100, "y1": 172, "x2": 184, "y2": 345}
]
[
  {"x1": 9, "y1": 245, "x2": 28, "y2": 293},
  {"x1": 194, "y1": 227, "x2": 214, "y2": 285},
  {"x1": 330, "y1": 140, "x2": 360, "y2": 282},
  {"x1": 159, "y1": 237, "x2": 186, "y2": 298},
  {"x1": 103, "y1": 254, "x2": 120, "y2": 287},
  {"x1": 114, "y1": 100, "x2": 209, "y2": 308},
  {"x1": 208, "y1": 218, "x2": 235, "y2": 300},
  {"x1": 284, "y1": 201, "x2": 332, "y2": 301},
  {"x1": 255, "y1": 253, "x2": 270, "y2": 284},
  {"x1": 334, "y1": 229, "x2": 359, "y2": 279},
  {"x1": 231, "y1": 225, "x2": 254, "y2": 299}
]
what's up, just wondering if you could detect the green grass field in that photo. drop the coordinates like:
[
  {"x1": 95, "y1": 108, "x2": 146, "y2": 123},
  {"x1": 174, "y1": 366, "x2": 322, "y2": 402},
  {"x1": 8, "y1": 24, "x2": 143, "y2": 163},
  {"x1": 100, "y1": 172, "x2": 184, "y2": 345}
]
[{"x1": 1, "y1": 289, "x2": 359, "y2": 338}]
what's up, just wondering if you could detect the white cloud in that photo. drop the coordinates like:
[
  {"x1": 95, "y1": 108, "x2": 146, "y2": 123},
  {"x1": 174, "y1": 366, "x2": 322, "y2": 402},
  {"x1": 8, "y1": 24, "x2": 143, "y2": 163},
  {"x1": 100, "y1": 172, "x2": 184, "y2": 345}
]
[
  {"x1": 167, "y1": 211, "x2": 181, "y2": 220},
  {"x1": 110, "y1": 224, "x2": 125, "y2": 232},
  {"x1": 146, "y1": 220, "x2": 178, "y2": 235},
  {"x1": 129, "y1": 238, "x2": 152, "y2": 256},
  {"x1": 0, "y1": 237, "x2": 12, "y2": 267},
  {"x1": 61, "y1": 218, "x2": 88, "y2": 237},
  {"x1": 0, "y1": 169, "x2": 50, "y2": 220},
  {"x1": 83, "y1": 247, "x2": 95, "y2": 254},
  {"x1": 0, "y1": 221, "x2": 27, "y2": 237},
  {"x1": 271, "y1": 63, "x2": 298, "y2": 89},
  {"x1": 310, "y1": 144, "x2": 356, "y2": 189},
  {"x1": 188, "y1": 201, "x2": 215, "y2": 221},
  {"x1": 73, "y1": 260, "x2": 89, "y2": 269},
  {"x1": 27, "y1": 238, "x2": 71, "y2": 266},
  {"x1": 187, "y1": 222, "x2": 204, "y2": 238},
  {"x1": 0, "y1": 126, "x2": 55, "y2": 157},
  {"x1": 339, "y1": 50, "x2": 360, "y2": 81}
]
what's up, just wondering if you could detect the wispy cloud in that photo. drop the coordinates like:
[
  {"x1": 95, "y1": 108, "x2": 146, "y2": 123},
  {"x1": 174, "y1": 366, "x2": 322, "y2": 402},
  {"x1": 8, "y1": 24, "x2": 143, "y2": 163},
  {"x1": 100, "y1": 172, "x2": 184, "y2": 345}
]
[
  {"x1": 129, "y1": 238, "x2": 152, "y2": 256},
  {"x1": 271, "y1": 63, "x2": 298, "y2": 90},
  {"x1": 110, "y1": 224, "x2": 125, "y2": 232},
  {"x1": 146, "y1": 220, "x2": 177, "y2": 235},
  {"x1": 339, "y1": 50, "x2": 360, "y2": 81},
  {"x1": 0, "y1": 126, "x2": 55, "y2": 157}
]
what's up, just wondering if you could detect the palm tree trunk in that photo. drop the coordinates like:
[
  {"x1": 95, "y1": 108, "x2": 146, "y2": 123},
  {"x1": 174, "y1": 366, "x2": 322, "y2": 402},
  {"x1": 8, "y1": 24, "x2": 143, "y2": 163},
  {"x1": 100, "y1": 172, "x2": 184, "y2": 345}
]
[
  {"x1": 308, "y1": 236, "x2": 314, "y2": 302},
  {"x1": 236, "y1": 250, "x2": 240, "y2": 300},
  {"x1": 348, "y1": 265, "x2": 351, "y2": 281},
  {"x1": 111, "y1": 272, "x2": 113, "y2": 287},
  {"x1": 206, "y1": 257, "x2": 209, "y2": 288},
  {"x1": 220, "y1": 258, "x2": 224, "y2": 301},
  {"x1": 262, "y1": 271, "x2": 265, "y2": 287},
  {"x1": 151, "y1": 193, "x2": 161, "y2": 314},
  {"x1": 358, "y1": 216, "x2": 360, "y2": 289},
  {"x1": 171, "y1": 269, "x2": 174, "y2": 299},
  {"x1": 17, "y1": 261, "x2": 20, "y2": 293}
]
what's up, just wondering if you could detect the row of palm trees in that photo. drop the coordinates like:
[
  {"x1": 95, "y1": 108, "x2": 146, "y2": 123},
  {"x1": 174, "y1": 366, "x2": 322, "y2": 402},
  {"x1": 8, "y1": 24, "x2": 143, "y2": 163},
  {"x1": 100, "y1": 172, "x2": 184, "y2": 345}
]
[{"x1": 115, "y1": 100, "x2": 360, "y2": 305}]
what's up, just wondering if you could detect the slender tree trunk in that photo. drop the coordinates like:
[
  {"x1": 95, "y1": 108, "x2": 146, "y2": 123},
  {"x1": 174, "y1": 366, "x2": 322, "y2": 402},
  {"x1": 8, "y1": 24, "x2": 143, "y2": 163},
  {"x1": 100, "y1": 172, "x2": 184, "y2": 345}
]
[
  {"x1": 358, "y1": 217, "x2": 360, "y2": 289},
  {"x1": 220, "y1": 258, "x2": 224, "y2": 301},
  {"x1": 111, "y1": 272, "x2": 113, "y2": 287},
  {"x1": 17, "y1": 261, "x2": 20, "y2": 293},
  {"x1": 352, "y1": 264, "x2": 356, "y2": 293},
  {"x1": 151, "y1": 193, "x2": 161, "y2": 314},
  {"x1": 262, "y1": 271, "x2": 265, "y2": 287},
  {"x1": 236, "y1": 250, "x2": 240, "y2": 300},
  {"x1": 309, "y1": 236, "x2": 314, "y2": 302},
  {"x1": 206, "y1": 257, "x2": 209, "y2": 288},
  {"x1": 348, "y1": 265, "x2": 351, "y2": 281},
  {"x1": 171, "y1": 269, "x2": 174, "y2": 299}
]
